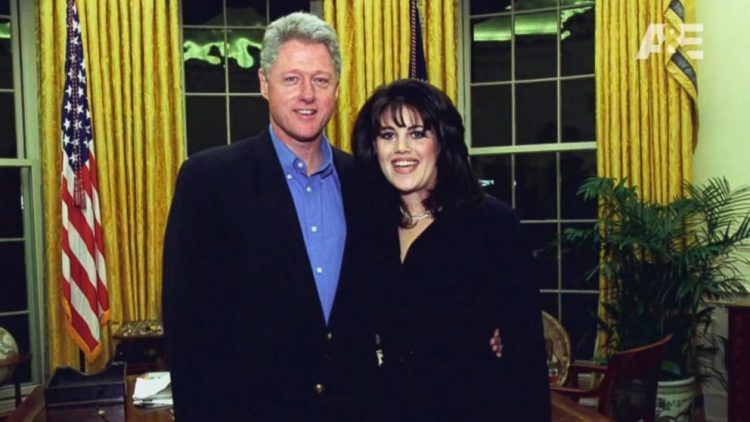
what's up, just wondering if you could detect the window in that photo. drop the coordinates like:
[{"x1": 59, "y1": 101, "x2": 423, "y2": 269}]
[
  {"x1": 0, "y1": 0, "x2": 45, "y2": 398},
  {"x1": 463, "y1": 0, "x2": 597, "y2": 359},
  {"x1": 181, "y1": 0, "x2": 310, "y2": 156}
]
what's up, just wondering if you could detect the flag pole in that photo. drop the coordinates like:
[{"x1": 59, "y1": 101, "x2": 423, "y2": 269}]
[{"x1": 409, "y1": 0, "x2": 428, "y2": 81}]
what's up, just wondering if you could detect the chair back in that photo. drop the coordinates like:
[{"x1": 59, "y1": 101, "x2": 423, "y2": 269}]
[
  {"x1": 597, "y1": 334, "x2": 672, "y2": 422},
  {"x1": 541, "y1": 311, "x2": 571, "y2": 386}
]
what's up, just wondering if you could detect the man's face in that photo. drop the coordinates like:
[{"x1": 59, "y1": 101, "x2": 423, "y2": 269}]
[{"x1": 259, "y1": 39, "x2": 339, "y2": 146}]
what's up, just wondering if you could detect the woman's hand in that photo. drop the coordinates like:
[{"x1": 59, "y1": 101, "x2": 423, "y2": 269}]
[{"x1": 489, "y1": 327, "x2": 503, "y2": 358}]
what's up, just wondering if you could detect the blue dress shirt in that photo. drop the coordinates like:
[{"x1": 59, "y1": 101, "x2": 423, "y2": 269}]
[{"x1": 269, "y1": 126, "x2": 347, "y2": 324}]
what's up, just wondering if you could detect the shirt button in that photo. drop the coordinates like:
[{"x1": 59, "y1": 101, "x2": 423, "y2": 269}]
[
  {"x1": 286, "y1": 174, "x2": 292, "y2": 180},
  {"x1": 297, "y1": 162, "x2": 304, "y2": 168},
  {"x1": 311, "y1": 226, "x2": 318, "y2": 233},
  {"x1": 314, "y1": 384, "x2": 325, "y2": 395},
  {"x1": 326, "y1": 332, "x2": 333, "y2": 341},
  {"x1": 306, "y1": 186, "x2": 312, "y2": 192},
  {"x1": 316, "y1": 267, "x2": 323, "y2": 274}
]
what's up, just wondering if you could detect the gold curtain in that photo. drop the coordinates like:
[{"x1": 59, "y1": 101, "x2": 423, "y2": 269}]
[
  {"x1": 39, "y1": 0, "x2": 185, "y2": 370},
  {"x1": 323, "y1": 0, "x2": 458, "y2": 152},
  {"x1": 596, "y1": 0, "x2": 697, "y2": 201},
  {"x1": 595, "y1": 0, "x2": 698, "y2": 351}
]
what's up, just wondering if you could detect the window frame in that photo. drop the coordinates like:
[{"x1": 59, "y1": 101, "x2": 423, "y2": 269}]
[
  {"x1": 0, "y1": 0, "x2": 47, "y2": 401},
  {"x1": 459, "y1": 0, "x2": 599, "y2": 359},
  {"x1": 179, "y1": 0, "x2": 314, "y2": 155}
]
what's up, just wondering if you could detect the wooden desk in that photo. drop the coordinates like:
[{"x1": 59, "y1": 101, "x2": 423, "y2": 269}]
[
  {"x1": 10, "y1": 380, "x2": 606, "y2": 421},
  {"x1": 551, "y1": 391, "x2": 612, "y2": 421},
  {"x1": 7, "y1": 376, "x2": 172, "y2": 422}
]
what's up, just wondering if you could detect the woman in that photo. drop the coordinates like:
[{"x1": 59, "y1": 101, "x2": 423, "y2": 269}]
[{"x1": 353, "y1": 79, "x2": 551, "y2": 420}]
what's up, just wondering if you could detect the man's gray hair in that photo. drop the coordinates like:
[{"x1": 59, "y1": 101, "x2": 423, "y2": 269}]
[{"x1": 260, "y1": 12, "x2": 342, "y2": 79}]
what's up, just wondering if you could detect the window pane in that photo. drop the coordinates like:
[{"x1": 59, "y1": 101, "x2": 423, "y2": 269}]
[
  {"x1": 516, "y1": 82, "x2": 556, "y2": 145},
  {"x1": 186, "y1": 96, "x2": 227, "y2": 155},
  {"x1": 515, "y1": 12, "x2": 557, "y2": 80},
  {"x1": 0, "y1": 19, "x2": 11, "y2": 88},
  {"x1": 0, "y1": 92, "x2": 18, "y2": 158},
  {"x1": 539, "y1": 293, "x2": 559, "y2": 317},
  {"x1": 184, "y1": 29, "x2": 226, "y2": 93},
  {"x1": 0, "y1": 21, "x2": 12, "y2": 159},
  {"x1": 470, "y1": 85, "x2": 511, "y2": 148},
  {"x1": 561, "y1": 293, "x2": 598, "y2": 360},
  {"x1": 560, "y1": 150, "x2": 596, "y2": 219},
  {"x1": 523, "y1": 222, "x2": 558, "y2": 290},
  {"x1": 226, "y1": 0, "x2": 266, "y2": 26},
  {"x1": 0, "y1": 167, "x2": 22, "y2": 237},
  {"x1": 0, "y1": 241, "x2": 26, "y2": 312},
  {"x1": 471, "y1": 17, "x2": 511, "y2": 83},
  {"x1": 227, "y1": 29, "x2": 264, "y2": 93},
  {"x1": 470, "y1": 0, "x2": 511, "y2": 15},
  {"x1": 0, "y1": 92, "x2": 16, "y2": 157},
  {"x1": 182, "y1": 0, "x2": 223, "y2": 26},
  {"x1": 0, "y1": 0, "x2": 9, "y2": 15},
  {"x1": 0, "y1": 314, "x2": 31, "y2": 382},
  {"x1": 270, "y1": 0, "x2": 310, "y2": 21},
  {"x1": 561, "y1": 78, "x2": 595, "y2": 142},
  {"x1": 561, "y1": 223, "x2": 598, "y2": 290},
  {"x1": 561, "y1": 0, "x2": 595, "y2": 7},
  {"x1": 514, "y1": 0, "x2": 557, "y2": 10},
  {"x1": 561, "y1": 6, "x2": 595, "y2": 76},
  {"x1": 471, "y1": 154, "x2": 512, "y2": 204},
  {"x1": 229, "y1": 96, "x2": 268, "y2": 141},
  {"x1": 515, "y1": 152, "x2": 556, "y2": 220}
]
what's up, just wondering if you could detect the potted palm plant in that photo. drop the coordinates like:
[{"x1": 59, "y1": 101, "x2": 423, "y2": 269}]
[{"x1": 562, "y1": 176, "x2": 750, "y2": 420}]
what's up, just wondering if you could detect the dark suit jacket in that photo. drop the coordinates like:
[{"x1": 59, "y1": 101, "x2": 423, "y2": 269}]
[
  {"x1": 162, "y1": 129, "x2": 378, "y2": 421},
  {"x1": 373, "y1": 195, "x2": 552, "y2": 421}
]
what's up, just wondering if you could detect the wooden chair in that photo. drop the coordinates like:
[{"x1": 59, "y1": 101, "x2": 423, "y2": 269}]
[
  {"x1": 0, "y1": 353, "x2": 31, "y2": 407},
  {"x1": 551, "y1": 334, "x2": 672, "y2": 422},
  {"x1": 542, "y1": 311, "x2": 572, "y2": 387}
]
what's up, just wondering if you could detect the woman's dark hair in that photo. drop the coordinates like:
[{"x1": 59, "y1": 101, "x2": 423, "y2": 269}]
[{"x1": 352, "y1": 79, "x2": 484, "y2": 224}]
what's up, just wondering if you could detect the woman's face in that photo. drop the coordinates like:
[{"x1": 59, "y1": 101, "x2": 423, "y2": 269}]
[{"x1": 374, "y1": 107, "x2": 439, "y2": 204}]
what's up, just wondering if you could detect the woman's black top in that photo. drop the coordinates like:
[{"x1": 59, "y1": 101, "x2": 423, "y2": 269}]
[{"x1": 372, "y1": 195, "x2": 551, "y2": 421}]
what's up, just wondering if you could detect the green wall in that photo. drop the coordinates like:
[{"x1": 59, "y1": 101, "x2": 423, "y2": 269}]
[
  {"x1": 695, "y1": 0, "x2": 750, "y2": 286},
  {"x1": 695, "y1": 7, "x2": 748, "y2": 419}
]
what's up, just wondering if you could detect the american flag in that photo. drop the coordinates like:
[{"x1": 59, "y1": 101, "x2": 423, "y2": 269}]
[
  {"x1": 409, "y1": 0, "x2": 427, "y2": 81},
  {"x1": 60, "y1": 0, "x2": 109, "y2": 362}
]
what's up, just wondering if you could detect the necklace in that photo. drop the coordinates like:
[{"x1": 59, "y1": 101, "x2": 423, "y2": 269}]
[{"x1": 400, "y1": 206, "x2": 434, "y2": 221}]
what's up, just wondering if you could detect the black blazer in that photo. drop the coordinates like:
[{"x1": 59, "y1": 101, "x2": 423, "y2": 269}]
[
  {"x1": 162, "y1": 129, "x2": 378, "y2": 421},
  {"x1": 375, "y1": 196, "x2": 552, "y2": 421}
]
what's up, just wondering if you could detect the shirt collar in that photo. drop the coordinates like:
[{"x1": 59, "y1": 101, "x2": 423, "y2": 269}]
[{"x1": 269, "y1": 124, "x2": 335, "y2": 178}]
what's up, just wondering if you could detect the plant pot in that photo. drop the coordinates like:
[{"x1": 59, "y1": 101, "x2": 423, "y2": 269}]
[{"x1": 656, "y1": 376, "x2": 695, "y2": 422}]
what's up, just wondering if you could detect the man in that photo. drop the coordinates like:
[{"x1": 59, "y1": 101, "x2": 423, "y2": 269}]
[{"x1": 162, "y1": 12, "x2": 377, "y2": 420}]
